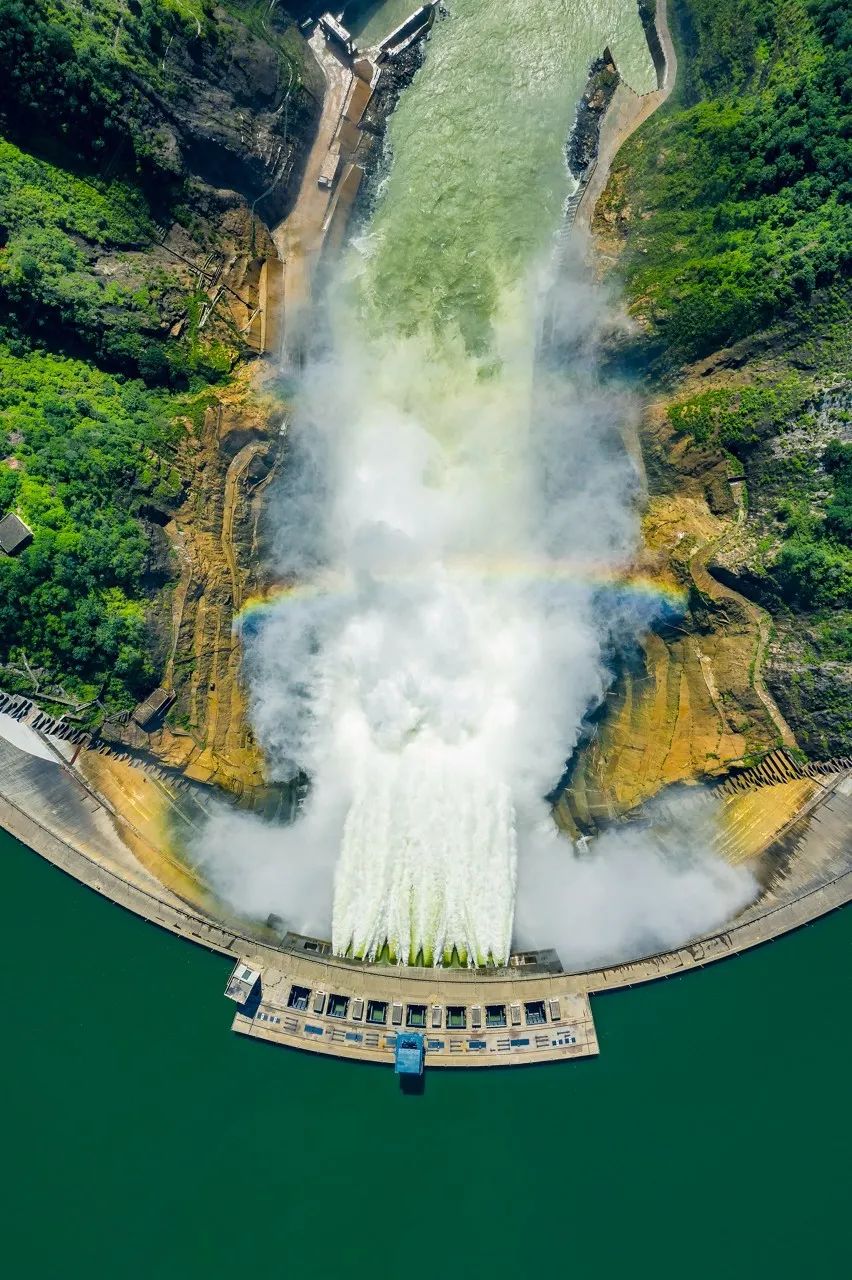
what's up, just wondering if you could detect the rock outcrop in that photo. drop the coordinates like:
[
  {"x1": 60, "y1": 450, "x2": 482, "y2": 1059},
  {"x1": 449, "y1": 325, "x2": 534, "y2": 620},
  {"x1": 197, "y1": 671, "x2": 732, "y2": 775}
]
[
  {"x1": 130, "y1": 7, "x2": 323, "y2": 224},
  {"x1": 99, "y1": 366, "x2": 285, "y2": 800},
  {"x1": 556, "y1": 398, "x2": 785, "y2": 831}
]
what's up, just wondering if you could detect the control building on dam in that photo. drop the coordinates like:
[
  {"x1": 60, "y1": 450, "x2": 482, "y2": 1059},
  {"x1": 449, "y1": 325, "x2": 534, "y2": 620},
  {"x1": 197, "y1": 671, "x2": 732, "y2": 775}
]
[{"x1": 225, "y1": 939, "x2": 600, "y2": 1067}]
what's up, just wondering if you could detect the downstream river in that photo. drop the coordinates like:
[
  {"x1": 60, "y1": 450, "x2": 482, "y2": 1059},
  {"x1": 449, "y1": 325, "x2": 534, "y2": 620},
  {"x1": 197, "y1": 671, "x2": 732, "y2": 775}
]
[
  {"x1": 4, "y1": 825, "x2": 849, "y2": 1277},
  {"x1": 244, "y1": 0, "x2": 661, "y2": 968}
]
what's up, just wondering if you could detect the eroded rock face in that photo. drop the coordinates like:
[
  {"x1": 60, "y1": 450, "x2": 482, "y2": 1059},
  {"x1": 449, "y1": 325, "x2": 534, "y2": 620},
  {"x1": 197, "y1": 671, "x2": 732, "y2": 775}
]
[
  {"x1": 135, "y1": 8, "x2": 323, "y2": 224},
  {"x1": 83, "y1": 13, "x2": 324, "y2": 800},
  {"x1": 768, "y1": 653, "x2": 852, "y2": 759},
  {"x1": 95, "y1": 354, "x2": 293, "y2": 804},
  {"x1": 154, "y1": 386, "x2": 281, "y2": 793},
  {"x1": 556, "y1": 403, "x2": 783, "y2": 828},
  {"x1": 581, "y1": 141, "x2": 851, "y2": 804},
  {"x1": 567, "y1": 55, "x2": 619, "y2": 180}
]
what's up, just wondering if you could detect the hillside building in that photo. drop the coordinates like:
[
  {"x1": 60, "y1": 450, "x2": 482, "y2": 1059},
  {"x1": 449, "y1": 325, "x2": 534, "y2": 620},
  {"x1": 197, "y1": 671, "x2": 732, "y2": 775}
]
[{"x1": 0, "y1": 513, "x2": 33, "y2": 557}]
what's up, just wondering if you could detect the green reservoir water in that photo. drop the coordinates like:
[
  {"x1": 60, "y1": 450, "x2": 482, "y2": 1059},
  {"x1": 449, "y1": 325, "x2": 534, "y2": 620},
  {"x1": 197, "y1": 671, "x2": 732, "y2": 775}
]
[
  {"x1": 345, "y1": 0, "x2": 423, "y2": 48},
  {"x1": 3, "y1": 825, "x2": 851, "y2": 1279}
]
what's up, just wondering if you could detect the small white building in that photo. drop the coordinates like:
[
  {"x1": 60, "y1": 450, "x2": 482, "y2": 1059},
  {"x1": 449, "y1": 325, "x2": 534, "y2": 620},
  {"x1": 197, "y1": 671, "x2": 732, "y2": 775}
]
[{"x1": 225, "y1": 961, "x2": 261, "y2": 1005}]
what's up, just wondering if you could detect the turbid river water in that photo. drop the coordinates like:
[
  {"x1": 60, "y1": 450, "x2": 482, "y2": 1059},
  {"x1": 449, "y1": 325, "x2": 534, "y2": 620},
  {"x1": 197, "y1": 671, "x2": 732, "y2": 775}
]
[
  {"x1": 4, "y1": 825, "x2": 850, "y2": 1277},
  {"x1": 238, "y1": 2, "x2": 678, "y2": 969}
]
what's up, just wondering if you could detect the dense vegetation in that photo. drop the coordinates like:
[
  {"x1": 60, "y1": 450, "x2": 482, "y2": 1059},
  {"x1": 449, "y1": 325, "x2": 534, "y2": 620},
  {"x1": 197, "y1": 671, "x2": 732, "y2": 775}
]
[
  {"x1": 0, "y1": 1, "x2": 303, "y2": 717},
  {"x1": 0, "y1": 0, "x2": 286, "y2": 181},
  {"x1": 612, "y1": 0, "x2": 850, "y2": 362},
  {"x1": 611, "y1": 0, "x2": 852, "y2": 751},
  {"x1": 668, "y1": 374, "x2": 851, "y2": 616},
  {"x1": 0, "y1": 136, "x2": 234, "y2": 387},
  {"x1": 665, "y1": 372, "x2": 852, "y2": 748},
  {"x1": 773, "y1": 433, "x2": 852, "y2": 612},
  {"x1": 643, "y1": 0, "x2": 852, "y2": 628},
  {"x1": 0, "y1": 350, "x2": 184, "y2": 707}
]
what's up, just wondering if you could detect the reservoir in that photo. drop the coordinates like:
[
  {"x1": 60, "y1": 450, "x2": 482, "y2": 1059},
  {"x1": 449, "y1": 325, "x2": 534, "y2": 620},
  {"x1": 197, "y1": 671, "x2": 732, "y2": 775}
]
[{"x1": 4, "y1": 823, "x2": 849, "y2": 1277}]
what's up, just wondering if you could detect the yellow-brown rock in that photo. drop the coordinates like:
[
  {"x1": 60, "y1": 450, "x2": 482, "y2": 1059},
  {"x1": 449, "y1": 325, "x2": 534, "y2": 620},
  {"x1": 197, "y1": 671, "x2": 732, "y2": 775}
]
[{"x1": 558, "y1": 394, "x2": 794, "y2": 828}]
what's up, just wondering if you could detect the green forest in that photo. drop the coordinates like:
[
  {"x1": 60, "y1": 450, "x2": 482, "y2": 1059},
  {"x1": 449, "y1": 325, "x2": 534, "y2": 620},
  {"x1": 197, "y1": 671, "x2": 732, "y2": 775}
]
[
  {"x1": 617, "y1": 0, "x2": 850, "y2": 362},
  {"x1": 614, "y1": 0, "x2": 851, "y2": 685},
  {"x1": 0, "y1": 0, "x2": 304, "y2": 717}
]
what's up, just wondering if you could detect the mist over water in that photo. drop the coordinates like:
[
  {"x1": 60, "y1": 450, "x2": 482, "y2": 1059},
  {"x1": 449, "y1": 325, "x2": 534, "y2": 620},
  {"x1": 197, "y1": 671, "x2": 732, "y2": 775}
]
[{"x1": 198, "y1": 0, "x2": 756, "y2": 965}]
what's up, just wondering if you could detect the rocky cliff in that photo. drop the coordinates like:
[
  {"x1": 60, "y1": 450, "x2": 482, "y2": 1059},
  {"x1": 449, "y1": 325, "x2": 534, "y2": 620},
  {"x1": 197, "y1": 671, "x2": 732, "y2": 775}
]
[
  {"x1": 557, "y1": 0, "x2": 852, "y2": 827},
  {"x1": 0, "y1": 2, "x2": 323, "y2": 802}
]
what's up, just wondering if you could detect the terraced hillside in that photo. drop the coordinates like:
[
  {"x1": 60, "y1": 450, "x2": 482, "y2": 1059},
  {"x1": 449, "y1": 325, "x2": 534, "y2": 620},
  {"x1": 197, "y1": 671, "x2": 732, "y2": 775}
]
[{"x1": 566, "y1": 0, "x2": 851, "y2": 820}]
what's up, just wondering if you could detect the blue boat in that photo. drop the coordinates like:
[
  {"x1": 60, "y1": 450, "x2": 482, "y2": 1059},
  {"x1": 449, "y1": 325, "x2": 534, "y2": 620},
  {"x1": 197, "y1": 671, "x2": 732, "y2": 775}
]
[{"x1": 394, "y1": 1032, "x2": 425, "y2": 1076}]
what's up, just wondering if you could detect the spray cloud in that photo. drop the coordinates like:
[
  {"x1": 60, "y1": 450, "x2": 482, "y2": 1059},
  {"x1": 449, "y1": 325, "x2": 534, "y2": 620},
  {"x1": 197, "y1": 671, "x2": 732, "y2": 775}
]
[{"x1": 197, "y1": 0, "x2": 756, "y2": 966}]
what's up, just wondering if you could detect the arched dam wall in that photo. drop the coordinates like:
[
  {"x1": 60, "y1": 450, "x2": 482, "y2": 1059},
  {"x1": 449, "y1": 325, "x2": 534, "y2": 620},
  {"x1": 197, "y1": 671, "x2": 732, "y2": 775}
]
[{"x1": 1, "y1": 724, "x2": 849, "y2": 1067}]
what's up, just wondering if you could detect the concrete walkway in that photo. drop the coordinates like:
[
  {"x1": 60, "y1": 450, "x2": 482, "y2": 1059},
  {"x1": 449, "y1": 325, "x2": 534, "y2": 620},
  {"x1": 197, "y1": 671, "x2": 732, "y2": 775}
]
[
  {"x1": 272, "y1": 30, "x2": 355, "y2": 359},
  {"x1": 573, "y1": 0, "x2": 678, "y2": 236}
]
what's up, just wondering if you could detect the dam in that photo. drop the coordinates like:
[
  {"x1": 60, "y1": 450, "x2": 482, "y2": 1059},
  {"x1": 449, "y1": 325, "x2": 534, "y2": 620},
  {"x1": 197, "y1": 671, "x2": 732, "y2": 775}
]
[
  {"x1": 1, "y1": 0, "x2": 849, "y2": 1073},
  {"x1": 1, "y1": 708, "x2": 850, "y2": 1067}
]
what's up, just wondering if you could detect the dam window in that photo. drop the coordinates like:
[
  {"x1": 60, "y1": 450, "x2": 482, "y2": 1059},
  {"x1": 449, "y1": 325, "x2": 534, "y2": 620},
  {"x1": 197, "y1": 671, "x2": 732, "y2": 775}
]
[
  {"x1": 366, "y1": 1000, "x2": 388, "y2": 1025},
  {"x1": 406, "y1": 1004, "x2": 427, "y2": 1028},
  {"x1": 524, "y1": 1001, "x2": 547, "y2": 1026},
  {"x1": 288, "y1": 985, "x2": 310, "y2": 1011},
  {"x1": 327, "y1": 994, "x2": 349, "y2": 1019},
  {"x1": 446, "y1": 1006, "x2": 466, "y2": 1030},
  {"x1": 485, "y1": 1004, "x2": 507, "y2": 1028}
]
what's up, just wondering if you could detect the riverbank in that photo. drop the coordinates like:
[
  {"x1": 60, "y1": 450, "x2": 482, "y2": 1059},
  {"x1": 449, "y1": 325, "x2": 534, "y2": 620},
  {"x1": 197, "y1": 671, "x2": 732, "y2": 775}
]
[
  {"x1": 572, "y1": 0, "x2": 677, "y2": 236},
  {"x1": 589, "y1": 0, "x2": 852, "y2": 765}
]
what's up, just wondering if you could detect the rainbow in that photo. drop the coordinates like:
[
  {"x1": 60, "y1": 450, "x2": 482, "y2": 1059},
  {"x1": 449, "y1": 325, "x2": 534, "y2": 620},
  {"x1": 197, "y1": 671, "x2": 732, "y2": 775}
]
[{"x1": 235, "y1": 556, "x2": 687, "y2": 631}]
